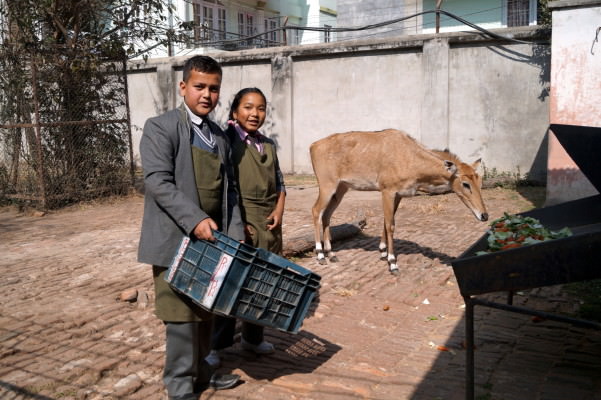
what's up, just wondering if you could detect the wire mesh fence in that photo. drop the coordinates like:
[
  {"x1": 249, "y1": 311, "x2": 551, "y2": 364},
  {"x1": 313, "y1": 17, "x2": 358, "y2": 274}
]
[{"x1": 0, "y1": 49, "x2": 134, "y2": 210}]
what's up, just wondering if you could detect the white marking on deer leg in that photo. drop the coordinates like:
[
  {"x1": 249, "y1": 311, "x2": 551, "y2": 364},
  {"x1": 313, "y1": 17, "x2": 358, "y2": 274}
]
[
  {"x1": 387, "y1": 254, "x2": 400, "y2": 274},
  {"x1": 315, "y1": 243, "x2": 328, "y2": 264},
  {"x1": 379, "y1": 242, "x2": 387, "y2": 260},
  {"x1": 388, "y1": 254, "x2": 399, "y2": 275},
  {"x1": 315, "y1": 243, "x2": 323, "y2": 256}
]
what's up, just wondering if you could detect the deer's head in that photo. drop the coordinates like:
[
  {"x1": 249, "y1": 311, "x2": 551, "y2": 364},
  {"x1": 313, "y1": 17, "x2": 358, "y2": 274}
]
[{"x1": 446, "y1": 159, "x2": 488, "y2": 222}]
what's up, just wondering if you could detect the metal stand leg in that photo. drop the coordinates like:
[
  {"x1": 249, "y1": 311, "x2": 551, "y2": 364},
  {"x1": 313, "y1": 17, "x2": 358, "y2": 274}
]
[{"x1": 464, "y1": 295, "x2": 474, "y2": 400}]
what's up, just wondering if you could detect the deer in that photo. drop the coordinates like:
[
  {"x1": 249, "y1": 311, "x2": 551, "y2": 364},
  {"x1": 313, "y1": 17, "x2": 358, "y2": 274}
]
[{"x1": 310, "y1": 129, "x2": 488, "y2": 274}]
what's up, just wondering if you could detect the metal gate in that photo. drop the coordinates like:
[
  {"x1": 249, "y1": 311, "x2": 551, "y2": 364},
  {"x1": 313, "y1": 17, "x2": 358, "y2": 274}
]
[{"x1": 0, "y1": 50, "x2": 134, "y2": 210}]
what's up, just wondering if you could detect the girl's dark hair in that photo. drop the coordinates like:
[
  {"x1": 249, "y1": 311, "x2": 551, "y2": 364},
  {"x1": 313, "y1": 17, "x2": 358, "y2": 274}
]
[
  {"x1": 182, "y1": 55, "x2": 222, "y2": 82},
  {"x1": 228, "y1": 87, "x2": 267, "y2": 121}
]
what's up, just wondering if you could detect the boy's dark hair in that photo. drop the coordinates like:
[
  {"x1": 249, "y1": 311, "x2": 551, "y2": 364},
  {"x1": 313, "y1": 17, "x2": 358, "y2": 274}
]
[
  {"x1": 228, "y1": 87, "x2": 267, "y2": 121},
  {"x1": 182, "y1": 55, "x2": 222, "y2": 82}
]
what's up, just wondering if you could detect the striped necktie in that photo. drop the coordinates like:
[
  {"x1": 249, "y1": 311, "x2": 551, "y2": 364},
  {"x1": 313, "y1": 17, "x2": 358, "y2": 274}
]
[{"x1": 193, "y1": 120, "x2": 215, "y2": 149}]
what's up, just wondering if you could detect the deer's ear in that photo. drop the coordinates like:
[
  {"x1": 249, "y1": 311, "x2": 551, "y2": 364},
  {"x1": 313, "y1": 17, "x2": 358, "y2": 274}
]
[
  {"x1": 444, "y1": 160, "x2": 457, "y2": 175},
  {"x1": 471, "y1": 158, "x2": 482, "y2": 170}
]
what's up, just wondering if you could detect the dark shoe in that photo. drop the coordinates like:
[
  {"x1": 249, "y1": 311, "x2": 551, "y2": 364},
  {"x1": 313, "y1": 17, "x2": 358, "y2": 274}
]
[{"x1": 209, "y1": 373, "x2": 240, "y2": 390}]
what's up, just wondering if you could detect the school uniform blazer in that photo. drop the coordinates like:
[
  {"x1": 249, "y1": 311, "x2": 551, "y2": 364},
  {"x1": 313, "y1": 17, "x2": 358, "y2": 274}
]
[{"x1": 137, "y1": 103, "x2": 245, "y2": 267}]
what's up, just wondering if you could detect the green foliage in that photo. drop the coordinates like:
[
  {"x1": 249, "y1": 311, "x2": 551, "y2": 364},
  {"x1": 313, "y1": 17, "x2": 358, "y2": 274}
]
[
  {"x1": 537, "y1": 0, "x2": 552, "y2": 27},
  {"x1": 482, "y1": 165, "x2": 543, "y2": 190},
  {"x1": 565, "y1": 279, "x2": 601, "y2": 323},
  {"x1": 0, "y1": 0, "x2": 187, "y2": 59},
  {"x1": 476, "y1": 213, "x2": 572, "y2": 255},
  {"x1": 0, "y1": 1, "x2": 185, "y2": 208}
]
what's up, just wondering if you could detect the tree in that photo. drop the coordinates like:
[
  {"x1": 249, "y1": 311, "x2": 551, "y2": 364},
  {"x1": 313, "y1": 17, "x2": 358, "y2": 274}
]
[
  {"x1": 0, "y1": 0, "x2": 189, "y2": 59},
  {"x1": 0, "y1": 0, "x2": 188, "y2": 208}
]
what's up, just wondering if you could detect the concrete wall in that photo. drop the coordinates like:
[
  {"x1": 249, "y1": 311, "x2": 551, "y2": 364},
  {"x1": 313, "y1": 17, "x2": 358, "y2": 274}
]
[
  {"x1": 546, "y1": 0, "x2": 601, "y2": 205},
  {"x1": 127, "y1": 26, "x2": 551, "y2": 181}
]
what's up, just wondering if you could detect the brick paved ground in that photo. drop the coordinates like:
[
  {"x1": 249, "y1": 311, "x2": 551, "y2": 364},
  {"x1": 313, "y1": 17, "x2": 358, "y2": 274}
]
[{"x1": 1, "y1": 183, "x2": 600, "y2": 400}]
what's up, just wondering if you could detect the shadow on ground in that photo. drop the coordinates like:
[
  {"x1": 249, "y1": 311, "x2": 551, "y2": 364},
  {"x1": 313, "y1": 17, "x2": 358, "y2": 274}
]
[
  {"x1": 410, "y1": 290, "x2": 601, "y2": 399},
  {"x1": 213, "y1": 329, "x2": 342, "y2": 381}
]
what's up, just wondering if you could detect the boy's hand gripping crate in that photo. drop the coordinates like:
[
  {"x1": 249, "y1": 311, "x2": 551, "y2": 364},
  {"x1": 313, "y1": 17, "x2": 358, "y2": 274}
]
[{"x1": 165, "y1": 231, "x2": 321, "y2": 333}]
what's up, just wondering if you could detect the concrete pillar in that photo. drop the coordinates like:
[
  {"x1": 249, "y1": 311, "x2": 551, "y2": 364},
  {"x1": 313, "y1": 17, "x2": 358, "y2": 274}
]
[
  {"x1": 546, "y1": 1, "x2": 601, "y2": 205},
  {"x1": 157, "y1": 62, "x2": 176, "y2": 114},
  {"x1": 420, "y1": 37, "x2": 449, "y2": 150},
  {"x1": 271, "y1": 55, "x2": 294, "y2": 173}
]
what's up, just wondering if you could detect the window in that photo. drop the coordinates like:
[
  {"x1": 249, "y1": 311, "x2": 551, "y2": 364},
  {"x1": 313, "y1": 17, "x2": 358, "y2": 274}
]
[
  {"x1": 505, "y1": 0, "x2": 537, "y2": 27},
  {"x1": 217, "y1": 8, "x2": 226, "y2": 40},
  {"x1": 238, "y1": 12, "x2": 244, "y2": 37},
  {"x1": 246, "y1": 14, "x2": 255, "y2": 37},
  {"x1": 264, "y1": 18, "x2": 279, "y2": 46},
  {"x1": 238, "y1": 12, "x2": 256, "y2": 45},
  {"x1": 193, "y1": 1, "x2": 226, "y2": 42},
  {"x1": 507, "y1": 0, "x2": 529, "y2": 26}
]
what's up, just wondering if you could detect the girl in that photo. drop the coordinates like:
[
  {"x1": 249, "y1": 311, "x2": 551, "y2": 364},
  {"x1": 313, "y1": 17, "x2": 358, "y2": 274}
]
[{"x1": 206, "y1": 87, "x2": 286, "y2": 367}]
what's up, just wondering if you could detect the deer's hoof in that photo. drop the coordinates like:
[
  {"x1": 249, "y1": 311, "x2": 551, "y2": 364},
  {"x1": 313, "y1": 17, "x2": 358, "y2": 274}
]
[
  {"x1": 329, "y1": 256, "x2": 339, "y2": 263},
  {"x1": 390, "y1": 268, "x2": 400, "y2": 276},
  {"x1": 318, "y1": 258, "x2": 327, "y2": 265}
]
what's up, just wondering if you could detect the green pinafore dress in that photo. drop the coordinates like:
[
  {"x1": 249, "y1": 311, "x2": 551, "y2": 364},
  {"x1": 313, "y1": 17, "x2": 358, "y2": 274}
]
[
  {"x1": 231, "y1": 136, "x2": 282, "y2": 254},
  {"x1": 153, "y1": 146, "x2": 224, "y2": 322}
]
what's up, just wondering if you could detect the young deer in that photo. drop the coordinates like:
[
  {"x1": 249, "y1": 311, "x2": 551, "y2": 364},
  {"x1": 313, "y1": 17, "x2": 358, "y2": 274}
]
[{"x1": 310, "y1": 129, "x2": 488, "y2": 274}]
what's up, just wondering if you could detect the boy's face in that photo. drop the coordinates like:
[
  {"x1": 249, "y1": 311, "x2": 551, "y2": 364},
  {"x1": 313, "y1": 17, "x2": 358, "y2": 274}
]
[{"x1": 179, "y1": 69, "x2": 222, "y2": 117}]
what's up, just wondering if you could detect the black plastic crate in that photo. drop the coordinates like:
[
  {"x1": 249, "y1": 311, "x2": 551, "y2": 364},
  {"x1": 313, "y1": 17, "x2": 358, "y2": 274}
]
[{"x1": 165, "y1": 231, "x2": 321, "y2": 333}]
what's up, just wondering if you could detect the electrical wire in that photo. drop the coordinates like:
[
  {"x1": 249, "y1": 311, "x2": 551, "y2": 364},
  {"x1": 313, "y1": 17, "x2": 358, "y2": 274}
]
[{"x1": 190, "y1": 8, "x2": 538, "y2": 49}]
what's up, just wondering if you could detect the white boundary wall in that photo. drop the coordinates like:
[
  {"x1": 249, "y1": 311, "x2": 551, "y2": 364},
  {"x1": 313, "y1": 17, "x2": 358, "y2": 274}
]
[{"x1": 127, "y1": 26, "x2": 551, "y2": 181}]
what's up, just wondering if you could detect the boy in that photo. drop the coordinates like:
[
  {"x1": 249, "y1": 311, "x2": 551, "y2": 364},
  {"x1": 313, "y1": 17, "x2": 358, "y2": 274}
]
[{"x1": 138, "y1": 55, "x2": 245, "y2": 400}]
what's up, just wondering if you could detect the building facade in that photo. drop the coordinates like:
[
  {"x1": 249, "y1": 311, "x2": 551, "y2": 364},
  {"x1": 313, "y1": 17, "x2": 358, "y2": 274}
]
[
  {"x1": 131, "y1": 0, "x2": 544, "y2": 58},
  {"x1": 335, "y1": 0, "x2": 541, "y2": 41},
  {"x1": 151, "y1": 0, "x2": 337, "y2": 58}
]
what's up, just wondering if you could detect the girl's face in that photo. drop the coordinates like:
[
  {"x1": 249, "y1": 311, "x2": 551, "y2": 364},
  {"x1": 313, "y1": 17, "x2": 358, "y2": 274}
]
[{"x1": 233, "y1": 92, "x2": 266, "y2": 134}]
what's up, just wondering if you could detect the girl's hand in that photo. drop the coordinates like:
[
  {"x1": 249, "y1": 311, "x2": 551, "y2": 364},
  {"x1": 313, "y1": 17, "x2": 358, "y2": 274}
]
[
  {"x1": 244, "y1": 224, "x2": 254, "y2": 243},
  {"x1": 266, "y1": 213, "x2": 281, "y2": 230},
  {"x1": 266, "y1": 191, "x2": 286, "y2": 231}
]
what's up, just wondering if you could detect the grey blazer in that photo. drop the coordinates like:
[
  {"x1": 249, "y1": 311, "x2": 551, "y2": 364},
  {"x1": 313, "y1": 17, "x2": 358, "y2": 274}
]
[{"x1": 138, "y1": 104, "x2": 245, "y2": 267}]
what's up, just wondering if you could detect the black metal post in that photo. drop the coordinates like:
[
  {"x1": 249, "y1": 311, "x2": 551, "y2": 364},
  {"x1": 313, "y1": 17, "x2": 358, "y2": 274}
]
[{"x1": 464, "y1": 295, "x2": 474, "y2": 400}]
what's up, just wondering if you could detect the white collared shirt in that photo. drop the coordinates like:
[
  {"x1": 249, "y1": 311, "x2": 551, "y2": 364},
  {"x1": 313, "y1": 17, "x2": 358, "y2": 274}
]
[{"x1": 183, "y1": 102, "x2": 205, "y2": 126}]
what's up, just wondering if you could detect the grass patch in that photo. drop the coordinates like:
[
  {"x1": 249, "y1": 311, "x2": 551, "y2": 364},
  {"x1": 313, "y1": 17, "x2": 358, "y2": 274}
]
[{"x1": 564, "y1": 279, "x2": 601, "y2": 322}]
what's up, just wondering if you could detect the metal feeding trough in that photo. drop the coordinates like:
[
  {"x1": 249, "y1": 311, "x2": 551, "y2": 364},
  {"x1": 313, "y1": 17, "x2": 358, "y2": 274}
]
[{"x1": 451, "y1": 124, "x2": 601, "y2": 400}]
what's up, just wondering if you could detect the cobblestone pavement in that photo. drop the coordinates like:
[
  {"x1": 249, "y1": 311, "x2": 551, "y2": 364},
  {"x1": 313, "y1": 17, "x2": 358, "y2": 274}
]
[{"x1": 1, "y1": 184, "x2": 600, "y2": 400}]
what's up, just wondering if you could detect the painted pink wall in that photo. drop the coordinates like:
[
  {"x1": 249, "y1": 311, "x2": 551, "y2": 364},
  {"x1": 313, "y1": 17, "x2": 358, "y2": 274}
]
[{"x1": 547, "y1": 3, "x2": 601, "y2": 205}]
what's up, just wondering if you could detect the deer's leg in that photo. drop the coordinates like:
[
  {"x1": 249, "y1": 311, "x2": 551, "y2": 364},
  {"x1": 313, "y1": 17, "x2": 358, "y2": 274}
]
[
  {"x1": 381, "y1": 191, "x2": 402, "y2": 274},
  {"x1": 379, "y1": 222, "x2": 388, "y2": 260},
  {"x1": 312, "y1": 185, "x2": 334, "y2": 264},
  {"x1": 322, "y1": 184, "x2": 349, "y2": 263}
]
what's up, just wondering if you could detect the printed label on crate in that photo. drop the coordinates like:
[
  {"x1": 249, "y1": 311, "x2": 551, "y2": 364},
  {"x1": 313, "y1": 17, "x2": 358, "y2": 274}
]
[
  {"x1": 167, "y1": 237, "x2": 191, "y2": 282},
  {"x1": 201, "y1": 252, "x2": 234, "y2": 308}
]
